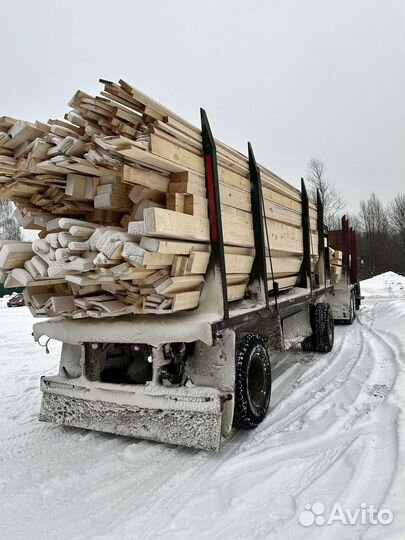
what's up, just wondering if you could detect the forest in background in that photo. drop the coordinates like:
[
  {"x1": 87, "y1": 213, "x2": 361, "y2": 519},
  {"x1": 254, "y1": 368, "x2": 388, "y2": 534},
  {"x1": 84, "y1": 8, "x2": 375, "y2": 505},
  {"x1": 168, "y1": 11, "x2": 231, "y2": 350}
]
[{"x1": 306, "y1": 158, "x2": 405, "y2": 280}]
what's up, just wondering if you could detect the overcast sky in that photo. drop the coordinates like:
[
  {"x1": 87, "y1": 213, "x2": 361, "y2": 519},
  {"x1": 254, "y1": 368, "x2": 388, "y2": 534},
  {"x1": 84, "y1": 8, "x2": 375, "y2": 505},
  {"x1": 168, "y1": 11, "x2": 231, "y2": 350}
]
[{"x1": 1, "y1": 0, "x2": 404, "y2": 213}]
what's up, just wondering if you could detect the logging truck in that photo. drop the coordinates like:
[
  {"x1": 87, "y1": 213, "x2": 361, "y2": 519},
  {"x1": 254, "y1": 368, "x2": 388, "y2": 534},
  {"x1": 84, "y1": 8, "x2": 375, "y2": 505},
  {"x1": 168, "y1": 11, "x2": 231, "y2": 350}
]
[{"x1": 30, "y1": 109, "x2": 361, "y2": 451}]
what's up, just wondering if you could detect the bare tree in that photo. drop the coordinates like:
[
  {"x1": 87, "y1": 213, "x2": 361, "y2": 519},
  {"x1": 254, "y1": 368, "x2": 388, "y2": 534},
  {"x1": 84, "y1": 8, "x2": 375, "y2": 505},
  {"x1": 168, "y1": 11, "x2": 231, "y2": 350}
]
[
  {"x1": 358, "y1": 193, "x2": 391, "y2": 276},
  {"x1": 306, "y1": 158, "x2": 346, "y2": 229},
  {"x1": 346, "y1": 212, "x2": 362, "y2": 232},
  {"x1": 359, "y1": 193, "x2": 388, "y2": 235},
  {"x1": 389, "y1": 194, "x2": 405, "y2": 252},
  {"x1": 0, "y1": 199, "x2": 21, "y2": 240}
]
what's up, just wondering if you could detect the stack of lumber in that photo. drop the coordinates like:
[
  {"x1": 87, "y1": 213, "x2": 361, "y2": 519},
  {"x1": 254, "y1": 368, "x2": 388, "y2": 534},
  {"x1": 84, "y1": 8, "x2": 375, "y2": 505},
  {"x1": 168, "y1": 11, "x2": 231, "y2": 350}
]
[
  {"x1": 329, "y1": 248, "x2": 343, "y2": 283},
  {"x1": 0, "y1": 79, "x2": 319, "y2": 319}
]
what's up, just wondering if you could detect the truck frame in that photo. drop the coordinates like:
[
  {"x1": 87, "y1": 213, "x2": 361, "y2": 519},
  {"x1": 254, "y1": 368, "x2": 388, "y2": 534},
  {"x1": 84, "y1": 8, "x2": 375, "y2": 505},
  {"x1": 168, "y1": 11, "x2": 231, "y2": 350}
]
[{"x1": 33, "y1": 111, "x2": 359, "y2": 451}]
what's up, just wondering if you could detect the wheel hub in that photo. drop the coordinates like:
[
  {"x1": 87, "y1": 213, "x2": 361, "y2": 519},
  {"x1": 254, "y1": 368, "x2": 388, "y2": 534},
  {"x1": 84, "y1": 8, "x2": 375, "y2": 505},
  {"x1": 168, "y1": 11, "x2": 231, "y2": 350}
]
[{"x1": 247, "y1": 353, "x2": 267, "y2": 410}]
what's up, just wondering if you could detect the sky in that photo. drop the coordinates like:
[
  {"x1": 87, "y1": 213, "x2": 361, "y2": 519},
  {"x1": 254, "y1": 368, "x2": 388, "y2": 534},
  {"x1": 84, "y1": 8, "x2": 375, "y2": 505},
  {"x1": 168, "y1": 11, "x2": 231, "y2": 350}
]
[{"x1": 1, "y1": 0, "x2": 404, "y2": 213}]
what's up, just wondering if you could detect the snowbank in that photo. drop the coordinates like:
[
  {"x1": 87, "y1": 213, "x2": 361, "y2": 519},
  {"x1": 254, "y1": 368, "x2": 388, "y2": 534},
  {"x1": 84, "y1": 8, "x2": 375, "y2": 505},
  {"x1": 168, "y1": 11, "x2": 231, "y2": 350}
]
[
  {"x1": 0, "y1": 295, "x2": 11, "y2": 309},
  {"x1": 361, "y1": 271, "x2": 405, "y2": 298}
]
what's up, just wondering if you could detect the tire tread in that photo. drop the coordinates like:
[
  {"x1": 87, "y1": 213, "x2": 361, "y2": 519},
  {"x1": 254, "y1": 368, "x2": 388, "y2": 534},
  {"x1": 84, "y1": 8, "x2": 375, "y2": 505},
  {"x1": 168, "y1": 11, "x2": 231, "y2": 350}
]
[{"x1": 233, "y1": 334, "x2": 271, "y2": 430}]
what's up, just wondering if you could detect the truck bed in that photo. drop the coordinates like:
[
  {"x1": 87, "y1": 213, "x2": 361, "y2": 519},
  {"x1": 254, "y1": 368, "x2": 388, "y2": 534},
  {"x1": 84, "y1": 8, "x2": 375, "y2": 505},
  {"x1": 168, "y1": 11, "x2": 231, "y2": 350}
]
[{"x1": 33, "y1": 285, "x2": 330, "y2": 347}]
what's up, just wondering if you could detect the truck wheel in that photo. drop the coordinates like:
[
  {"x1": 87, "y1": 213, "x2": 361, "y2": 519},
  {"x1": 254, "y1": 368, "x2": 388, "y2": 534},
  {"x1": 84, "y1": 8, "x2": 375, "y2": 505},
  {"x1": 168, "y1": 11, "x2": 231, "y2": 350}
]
[
  {"x1": 301, "y1": 335, "x2": 315, "y2": 351},
  {"x1": 354, "y1": 283, "x2": 361, "y2": 310},
  {"x1": 313, "y1": 303, "x2": 334, "y2": 353},
  {"x1": 352, "y1": 292, "x2": 357, "y2": 320},
  {"x1": 344, "y1": 292, "x2": 356, "y2": 325},
  {"x1": 233, "y1": 334, "x2": 272, "y2": 429}
]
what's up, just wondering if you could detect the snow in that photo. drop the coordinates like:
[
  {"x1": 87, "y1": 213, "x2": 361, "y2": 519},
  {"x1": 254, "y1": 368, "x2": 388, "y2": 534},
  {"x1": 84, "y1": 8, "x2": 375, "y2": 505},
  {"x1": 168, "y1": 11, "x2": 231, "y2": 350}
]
[
  {"x1": 361, "y1": 270, "x2": 405, "y2": 298},
  {"x1": 1, "y1": 274, "x2": 404, "y2": 540},
  {"x1": 0, "y1": 294, "x2": 12, "y2": 308}
]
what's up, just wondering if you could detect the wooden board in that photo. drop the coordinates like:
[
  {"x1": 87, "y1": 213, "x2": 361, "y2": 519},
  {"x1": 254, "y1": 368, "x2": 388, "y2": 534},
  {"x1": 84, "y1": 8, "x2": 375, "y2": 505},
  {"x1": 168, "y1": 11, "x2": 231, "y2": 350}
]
[
  {"x1": 225, "y1": 254, "x2": 254, "y2": 274},
  {"x1": 227, "y1": 283, "x2": 247, "y2": 301},
  {"x1": 155, "y1": 275, "x2": 204, "y2": 295},
  {"x1": 184, "y1": 194, "x2": 208, "y2": 218},
  {"x1": 144, "y1": 207, "x2": 253, "y2": 247},
  {"x1": 121, "y1": 164, "x2": 169, "y2": 192},
  {"x1": 166, "y1": 192, "x2": 186, "y2": 213},
  {"x1": 140, "y1": 237, "x2": 210, "y2": 255},
  {"x1": 169, "y1": 181, "x2": 205, "y2": 198},
  {"x1": 266, "y1": 256, "x2": 302, "y2": 277},
  {"x1": 267, "y1": 275, "x2": 298, "y2": 291},
  {"x1": 143, "y1": 208, "x2": 306, "y2": 253},
  {"x1": 170, "y1": 290, "x2": 200, "y2": 312},
  {"x1": 226, "y1": 274, "x2": 250, "y2": 285},
  {"x1": 185, "y1": 251, "x2": 210, "y2": 274},
  {"x1": 0, "y1": 243, "x2": 33, "y2": 270}
]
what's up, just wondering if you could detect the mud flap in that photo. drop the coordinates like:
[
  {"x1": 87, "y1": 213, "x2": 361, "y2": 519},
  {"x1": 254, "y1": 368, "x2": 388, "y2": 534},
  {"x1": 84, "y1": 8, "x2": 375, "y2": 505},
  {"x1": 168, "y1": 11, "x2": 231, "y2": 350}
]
[{"x1": 39, "y1": 378, "x2": 225, "y2": 452}]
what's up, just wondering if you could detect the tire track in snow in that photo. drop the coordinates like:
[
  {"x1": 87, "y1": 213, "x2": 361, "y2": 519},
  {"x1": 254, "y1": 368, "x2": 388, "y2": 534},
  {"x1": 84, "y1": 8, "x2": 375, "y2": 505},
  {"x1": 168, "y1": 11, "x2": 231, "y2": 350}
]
[
  {"x1": 254, "y1": 306, "x2": 399, "y2": 538},
  {"x1": 340, "y1": 306, "x2": 401, "y2": 539},
  {"x1": 2, "y1": 436, "x2": 176, "y2": 540}
]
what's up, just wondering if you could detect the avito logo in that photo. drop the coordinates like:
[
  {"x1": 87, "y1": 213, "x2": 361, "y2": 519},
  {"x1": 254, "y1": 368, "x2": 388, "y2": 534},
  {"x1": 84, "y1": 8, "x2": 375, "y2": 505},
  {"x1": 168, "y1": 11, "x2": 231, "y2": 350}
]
[{"x1": 298, "y1": 502, "x2": 394, "y2": 527}]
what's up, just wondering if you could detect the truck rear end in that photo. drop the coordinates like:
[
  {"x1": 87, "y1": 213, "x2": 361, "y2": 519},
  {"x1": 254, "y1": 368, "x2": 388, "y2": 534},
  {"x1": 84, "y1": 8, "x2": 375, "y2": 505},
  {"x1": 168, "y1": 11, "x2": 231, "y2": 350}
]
[{"x1": 327, "y1": 215, "x2": 361, "y2": 324}]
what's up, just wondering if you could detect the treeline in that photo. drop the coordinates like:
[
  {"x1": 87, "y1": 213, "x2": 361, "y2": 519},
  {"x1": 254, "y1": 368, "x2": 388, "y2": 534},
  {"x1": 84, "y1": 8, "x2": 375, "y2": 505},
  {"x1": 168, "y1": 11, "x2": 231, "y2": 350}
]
[
  {"x1": 306, "y1": 159, "x2": 404, "y2": 280},
  {"x1": 352, "y1": 193, "x2": 405, "y2": 279}
]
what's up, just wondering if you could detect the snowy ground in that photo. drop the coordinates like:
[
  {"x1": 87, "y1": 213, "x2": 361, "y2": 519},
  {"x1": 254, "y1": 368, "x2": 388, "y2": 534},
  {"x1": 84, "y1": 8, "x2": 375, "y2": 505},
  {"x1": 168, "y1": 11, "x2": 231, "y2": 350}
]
[{"x1": 0, "y1": 273, "x2": 404, "y2": 540}]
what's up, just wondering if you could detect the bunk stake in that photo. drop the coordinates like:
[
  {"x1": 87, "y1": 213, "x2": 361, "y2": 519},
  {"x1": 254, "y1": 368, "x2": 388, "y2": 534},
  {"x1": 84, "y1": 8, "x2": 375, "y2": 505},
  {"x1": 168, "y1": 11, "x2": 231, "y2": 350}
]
[
  {"x1": 248, "y1": 142, "x2": 269, "y2": 308},
  {"x1": 299, "y1": 178, "x2": 312, "y2": 289},
  {"x1": 342, "y1": 215, "x2": 350, "y2": 283},
  {"x1": 200, "y1": 108, "x2": 229, "y2": 320},
  {"x1": 350, "y1": 226, "x2": 358, "y2": 285},
  {"x1": 316, "y1": 188, "x2": 326, "y2": 287}
]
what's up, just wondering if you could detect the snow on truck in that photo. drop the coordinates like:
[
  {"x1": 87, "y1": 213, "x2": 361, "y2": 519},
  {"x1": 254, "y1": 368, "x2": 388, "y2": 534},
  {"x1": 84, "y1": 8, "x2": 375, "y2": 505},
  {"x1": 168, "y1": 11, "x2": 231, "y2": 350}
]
[{"x1": 0, "y1": 79, "x2": 361, "y2": 451}]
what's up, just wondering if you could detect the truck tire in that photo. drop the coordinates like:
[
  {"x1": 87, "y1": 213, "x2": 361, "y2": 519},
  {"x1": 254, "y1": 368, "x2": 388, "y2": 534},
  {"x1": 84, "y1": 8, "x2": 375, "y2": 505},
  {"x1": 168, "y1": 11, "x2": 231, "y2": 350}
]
[
  {"x1": 352, "y1": 292, "x2": 357, "y2": 320},
  {"x1": 233, "y1": 334, "x2": 272, "y2": 429},
  {"x1": 355, "y1": 283, "x2": 361, "y2": 310},
  {"x1": 301, "y1": 335, "x2": 315, "y2": 351},
  {"x1": 344, "y1": 292, "x2": 356, "y2": 325},
  {"x1": 355, "y1": 293, "x2": 361, "y2": 310},
  {"x1": 313, "y1": 303, "x2": 334, "y2": 353}
]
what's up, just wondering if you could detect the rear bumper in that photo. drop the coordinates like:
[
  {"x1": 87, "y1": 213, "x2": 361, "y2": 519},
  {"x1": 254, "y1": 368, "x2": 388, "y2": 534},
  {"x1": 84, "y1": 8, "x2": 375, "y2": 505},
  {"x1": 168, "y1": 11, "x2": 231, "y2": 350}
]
[{"x1": 40, "y1": 376, "x2": 227, "y2": 451}]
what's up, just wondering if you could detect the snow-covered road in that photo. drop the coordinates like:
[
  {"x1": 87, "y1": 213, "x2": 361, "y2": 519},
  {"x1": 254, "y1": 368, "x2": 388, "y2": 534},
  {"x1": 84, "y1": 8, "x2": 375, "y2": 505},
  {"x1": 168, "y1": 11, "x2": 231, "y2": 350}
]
[{"x1": 0, "y1": 274, "x2": 404, "y2": 540}]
